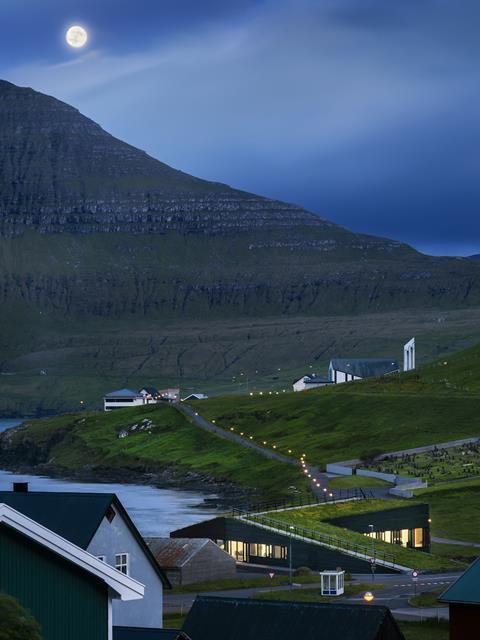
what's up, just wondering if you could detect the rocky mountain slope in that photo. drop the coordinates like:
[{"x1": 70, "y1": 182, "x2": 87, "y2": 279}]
[{"x1": 1, "y1": 80, "x2": 480, "y2": 414}]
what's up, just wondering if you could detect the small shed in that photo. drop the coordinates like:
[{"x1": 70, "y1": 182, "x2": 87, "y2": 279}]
[
  {"x1": 320, "y1": 570, "x2": 345, "y2": 596},
  {"x1": 146, "y1": 538, "x2": 236, "y2": 586}
]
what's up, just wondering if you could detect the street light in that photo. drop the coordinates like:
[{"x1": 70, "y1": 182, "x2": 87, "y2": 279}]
[
  {"x1": 363, "y1": 591, "x2": 374, "y2": 603},
  {"x1": 368, "y1": 524, "x2": 376, "y2": 583},
  {"x1": 289, "y1": 525, "x2": 295, "y2": 587}
]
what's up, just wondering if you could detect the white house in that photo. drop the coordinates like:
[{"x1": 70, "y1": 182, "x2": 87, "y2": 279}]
[
  {"x1": 0, "y1": 484, "x2": 170, "y2": 630},
  {"x1": 328, "y1": 358, "x2": 399, "y2": 384},
  {"x1": 104, "y1": 389, "x2": 145, "y2": 412},
  {"x1": 292, "y1": 375, "x2": 333, "y2": 392}
]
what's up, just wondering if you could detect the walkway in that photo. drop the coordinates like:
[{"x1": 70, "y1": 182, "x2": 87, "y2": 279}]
[
  {"x1": 432, "y1": 536, "x2": 480, "y2": 548},
  {"x1": 176, "y1": 403, "x2": 330, "y2": 497}
]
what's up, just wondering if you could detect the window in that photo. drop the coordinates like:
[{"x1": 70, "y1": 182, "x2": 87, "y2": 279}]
[
  {"x1": 413, "y1": 528, "x2": 424, "y2": 548},
  {"x1": 97, "y1": 555, "x2": 106, "y2": 562},
  {"x1": 115, "y1": 553, "x2": 129, "y2": 575},
  {"x1": 225, "y1": 541, "x2": 247, "y2": 562}
]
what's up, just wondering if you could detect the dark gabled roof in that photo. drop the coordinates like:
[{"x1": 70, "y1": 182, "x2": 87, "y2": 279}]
[
  {"x1": 330, "y1": 358, "x2": 399, "y2": 378},
  {"x1": 304, "y1": 375, "x2": 332, "y2": 384},
  {"x1": 439, "y1": 557, "x2": 480, "y2": 605},
  {"x1": 182, "y1": 596, "x2": 405, "y2": 640},
  {"x1": 0, "y1": 491, "x2": 113, "y2": 548},
  {"x1": 105, "y1": 388, "x2": 142, "y2": 398},
  {"x1": 113, "y1": 627, "x2": 185, "y2": 640},
  {"x1": 0, "y1": 491, "x2": 171, "y2": 589}
]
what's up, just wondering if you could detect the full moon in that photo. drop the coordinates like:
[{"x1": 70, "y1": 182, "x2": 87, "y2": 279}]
[{"x1": 66, "y1": 25, "x2": 88, "y2": 48}]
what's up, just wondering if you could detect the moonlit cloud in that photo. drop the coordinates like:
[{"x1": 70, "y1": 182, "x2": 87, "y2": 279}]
[{"x1": 2, "y1": 0, "x2": 480, "y2": 255}]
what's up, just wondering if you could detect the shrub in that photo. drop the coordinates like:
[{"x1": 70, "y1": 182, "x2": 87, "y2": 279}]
[{"x1": 0, "y1": 592, "x2": 42, "y2": 640}]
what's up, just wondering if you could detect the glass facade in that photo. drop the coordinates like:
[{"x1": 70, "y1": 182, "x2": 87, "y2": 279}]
[
  {"x1": 366, "y1": 527, "x2": 426, "y2": 549},
  {"x1": 220, "y1": 540, "x2": 288, "y2": 563}
]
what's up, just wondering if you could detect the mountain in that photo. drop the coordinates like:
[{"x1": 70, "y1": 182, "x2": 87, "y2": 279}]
[
  {"x1": 1, "y1": 79, "x2": 480, "y2": 415},
  {"x1": 469, "y1": 254, "x2": 480, "y2": 260}
]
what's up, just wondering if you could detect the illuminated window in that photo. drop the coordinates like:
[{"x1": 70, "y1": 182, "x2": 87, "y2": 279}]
[
  {"x1": 226, "y1": 541, "x2": 247, "y2": 562},
  {"x1": 414, "y1": 528, "x2": 424, "y2": 548},
  {"x1": 400, "y1": 529, "x2": 409, "y2": 547}
]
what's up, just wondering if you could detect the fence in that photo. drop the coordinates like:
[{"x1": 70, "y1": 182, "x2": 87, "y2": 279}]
[
  {"x1": 234, "y1": 488, "x2": 374, "y2": 515},
  {"x1": 231, "y1": 508, "x2": 397, "y2": 568}
]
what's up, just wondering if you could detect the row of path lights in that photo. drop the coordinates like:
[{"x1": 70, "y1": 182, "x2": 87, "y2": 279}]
[
  {"x1": 224, "y1": 424, "x2": 332, "y2": 499},
  {"x1": 300, "y1": 455, "x2": 332, "y2": 497}
]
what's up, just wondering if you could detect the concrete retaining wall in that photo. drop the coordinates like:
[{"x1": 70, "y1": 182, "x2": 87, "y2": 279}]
[
  {"x1": 356, "y1": 469, "x2": 396, "y2": 483},
  {"x1": 389, "y1": 487, "x2": 413, "y2": 498},
  {"x1": 326, "y1": 464, "x2": 353, "y2": 476}
]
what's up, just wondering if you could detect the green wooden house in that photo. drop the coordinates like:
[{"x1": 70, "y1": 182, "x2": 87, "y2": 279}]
[
  {"x1": 0, "y1": 503, "x2": 144, "y2": 640},
  {"x1": 439, "y1": 557, "x2": 480, "y2": 639}
]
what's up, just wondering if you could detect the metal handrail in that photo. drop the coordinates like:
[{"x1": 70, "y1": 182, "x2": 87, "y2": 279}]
[
  {"x1": 234, "y1": 488, "x2": 373, "y2": 515},
  {"x1": 232, "y1": 508, "x2": 396, "y2": 567}
]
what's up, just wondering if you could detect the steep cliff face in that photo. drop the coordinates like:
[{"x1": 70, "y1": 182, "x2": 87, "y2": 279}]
[
  {"x1": 0, "y1": 79, "x2": 339, "y2": 238},
  {"x1": 1, "y1": 80, "x2": 480, "y2": 413}
]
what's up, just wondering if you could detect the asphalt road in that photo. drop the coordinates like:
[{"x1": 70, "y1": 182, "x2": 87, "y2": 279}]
[{"x1": 164, "y1": 571, "x2": 459, "y2": 619}]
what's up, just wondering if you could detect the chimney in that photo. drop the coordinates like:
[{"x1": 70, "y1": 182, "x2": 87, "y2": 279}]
[{"x1": 13, "y1": 482, "x2": 29, "y2": 493}]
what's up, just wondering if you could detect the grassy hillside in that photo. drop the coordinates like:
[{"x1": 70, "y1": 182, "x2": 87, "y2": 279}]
[
  {"x1": 251, "y1": 501, "x2": 458, "y2": 571},
  {"x1": 191, "y1": 342, "x2": 480, "y2": 467},
  {"x1": 0, "y1": 404, "x2": 309, "y2": 499},
  {"x1": 268, "y1": 484, "x2": 480, "y2": 562},
  {"x1": 3, "y1": 305, "x2": 480, "y2": 416}
]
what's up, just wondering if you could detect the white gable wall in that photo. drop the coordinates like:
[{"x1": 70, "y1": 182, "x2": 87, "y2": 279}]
[
  {"x1": 329, "y1": 366, "x2": 362, "y2": 384},
  {"x1": 293, "y1": 378, "x2": 308, "y2": 392},
  {"x1": 88, "y1": 508, "x2": 163, "y2": 629}
]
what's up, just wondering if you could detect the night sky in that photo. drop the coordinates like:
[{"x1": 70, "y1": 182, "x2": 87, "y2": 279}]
[{"x1": 2, "y1": 0, "x2": 479, "y2": 256}]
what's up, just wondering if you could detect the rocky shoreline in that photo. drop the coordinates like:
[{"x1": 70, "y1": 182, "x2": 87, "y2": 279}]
[{"x1": 0, "y1": 460, "x2": 254, "y2": 509}]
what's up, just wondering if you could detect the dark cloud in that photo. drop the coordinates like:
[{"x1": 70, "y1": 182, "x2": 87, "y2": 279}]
[{"x1": 1, "y1": 0, "x2": 479, "y2": 255}]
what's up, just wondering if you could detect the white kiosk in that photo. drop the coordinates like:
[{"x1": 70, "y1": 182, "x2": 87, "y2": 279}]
[{"x1": 320, "y1": 569, "x2": 345, "y2": 596}]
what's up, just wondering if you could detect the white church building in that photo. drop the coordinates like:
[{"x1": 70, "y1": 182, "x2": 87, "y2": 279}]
[{"x1": 328, "y1": 358, "x2": 400, "y2": 384}]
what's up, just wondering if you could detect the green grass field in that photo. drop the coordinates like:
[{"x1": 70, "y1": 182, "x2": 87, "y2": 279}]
[
  {"x1": 4, "y1": 342, "x2": 480, "y2": 510},
  {"x1": 1, "y1": 404, "x2": 310, "y2": 499},
  {"x1": 191, "y1": 343, "x2": 480, "y2": 470},
  {"x1": 430, "y1": 541, "x2": 480, "y2": 562},
  {"x1": 171, "y1": 574, "x2": 321, "y2": 594},
  {"x1": 253, "y1": 582, "x2": 380, "y2": 602},
  {"x1": 254, "y1": 501, "x2": 460, "y2": 571},
  {"x1": 329, "y1": 476, "x2": 391, "y2": 489},
  {"x1": 415, "y1": 479, "x2": 480, "y2": 543},
  {"x1": 409, "y1": 587, "x2": 447, "y2": 608},
  {"x1": 398, "y1": 620, "x2": 448, "y2": 640}
]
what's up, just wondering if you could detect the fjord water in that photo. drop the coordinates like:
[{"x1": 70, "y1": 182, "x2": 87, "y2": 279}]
[{"x1": 0, "y1": 419, "x2": 218, "y2": 537}]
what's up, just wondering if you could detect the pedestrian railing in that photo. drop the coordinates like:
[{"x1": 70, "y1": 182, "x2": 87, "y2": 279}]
[
  {"x1": 231, "y1": 508, "x2": 397, "y2": 568},
  {"x1": 233, "y1": 488, "x2": 374, "y2": 515}
]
